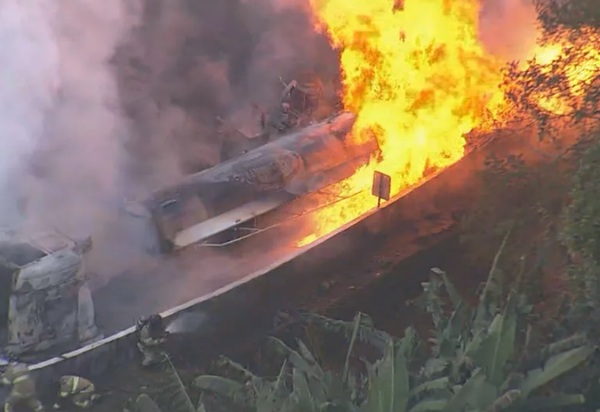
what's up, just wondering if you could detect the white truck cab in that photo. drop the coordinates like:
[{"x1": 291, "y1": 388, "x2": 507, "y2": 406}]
[{"x1": 0, "y1": 230, "x2": 101, "y2": 359}]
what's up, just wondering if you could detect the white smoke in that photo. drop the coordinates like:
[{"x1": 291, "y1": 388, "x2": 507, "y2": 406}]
[
  {"x1": 0, "y1": 1, "x2": 140, "y2": 247},
  {"x1": 0, "y1": 1, "x2": 59, "y2": 224},
  {"x1": 166, "y1": 311, "x2": 209, "y2": 334}
]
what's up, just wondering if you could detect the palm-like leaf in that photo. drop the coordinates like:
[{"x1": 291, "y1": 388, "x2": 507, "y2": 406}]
[{"x1": 361, "y1": 339, "x2": 409, "y2": 412}]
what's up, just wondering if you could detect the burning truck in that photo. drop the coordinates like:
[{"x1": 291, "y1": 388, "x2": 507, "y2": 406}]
[
  {"x1": 125, "y1": 112, "x2": 379, "y2": 254},
  {"x1": 0, "y1": 230, "x2": 101, "y2": 361}
]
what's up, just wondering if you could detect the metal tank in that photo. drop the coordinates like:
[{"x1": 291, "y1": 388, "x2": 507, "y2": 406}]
[{"x1": 126, "y1": 111, "x2": 379, "y2": 253}]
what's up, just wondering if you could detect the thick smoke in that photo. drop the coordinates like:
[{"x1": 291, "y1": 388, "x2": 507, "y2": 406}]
[
  {"x1": 0, "y1": 0, "x2": 353, "y2": 333},
  {"x1": 116, "y1": 0, "x2": 336, "y2": 185},
  {"x1": 0, "y1": 1, "x2": 140, "y2": 256},
  {"x1": 479, "y1": 0, "x2": 540, "y2": 62},
  {"x1": 0, "y1": 2, "x2": 60, "y2": 226},
  {"x1": 0, "y1": 0, "x2": 333, "y2": 285},
  {"x1": 0, "y1": 1, "x2": 147, "y2": 285}
]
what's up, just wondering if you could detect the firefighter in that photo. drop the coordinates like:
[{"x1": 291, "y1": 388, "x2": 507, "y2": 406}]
[
  {"x1": 1, "y1": 362, "x2": 44, "y2": 412},
  {"x1": 52, "y1": 375, "x2": 99, "y2": 409},
  {"x1": 136, "y1": 314, "x2": 168, "y2": 367}
]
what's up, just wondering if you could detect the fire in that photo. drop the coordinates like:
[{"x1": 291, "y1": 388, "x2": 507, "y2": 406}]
[
  {"x1": 297, "y1": 0, "x2": 504, "y2": 246},
  {"x1": 526, "y1": 33, "x2": 600, "y2": 115}
]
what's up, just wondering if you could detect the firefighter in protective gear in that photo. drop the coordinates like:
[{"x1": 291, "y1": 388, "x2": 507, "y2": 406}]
[
  {"x1": 136, "y1": 314, "x2": 168, "y2": 367},
  {"x1": 1, "y1": 362, "x2": 44, "y2": 412},
  {"x1": 52, "y1": 375, "x2": 99, "y2": 409}
]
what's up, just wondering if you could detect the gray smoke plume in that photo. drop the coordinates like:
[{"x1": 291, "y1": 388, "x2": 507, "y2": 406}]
[
  {"x1": 0, "y1": 0, "x2": 340, "y2": 331},
  {"x1": 0, "y1": 0, "x2": 331, "y2": 259},
  {"x1": 0, "y1": 1, "x2": 136, "y2": 238},
  {"x1": 0, "y1": 1, "x2": 59, "y2": 225},
  {"x1": 479, "y1": 0, "x2": 540, "y2": 62},
  {"x1": 0, "y1": 1, "x2": 149, "y2": 284},
  {"x1": 116, "y1": 0, "x2": 337, "y2": 185}
]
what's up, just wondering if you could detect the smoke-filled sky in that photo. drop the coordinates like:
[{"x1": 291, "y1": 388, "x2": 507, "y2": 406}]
[
  {"x1": 0, "y1": 0, "x2": 332, "y2": 257},
  {"x1": 0, "y1": 0, "x2": 134, "y2": 237},
  {"x1": 479, "y1": 0, "x2": 539, "y2": 61},
  {"x1": 0, "y1": 0, "x2": 540, "y2": 288},
  {"x1": 0, "y1": 2, "x2": 60, "y2": 225}
]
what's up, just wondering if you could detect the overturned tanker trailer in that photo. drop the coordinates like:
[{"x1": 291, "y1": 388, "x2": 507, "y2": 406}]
[{"x1": 125, "y1": 112, "x2": 379, "y2": 254}]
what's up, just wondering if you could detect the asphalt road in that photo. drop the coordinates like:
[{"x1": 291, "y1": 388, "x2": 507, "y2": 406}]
[{"x1": 90, "y1": 217, "x2": 312, "y2": 334}]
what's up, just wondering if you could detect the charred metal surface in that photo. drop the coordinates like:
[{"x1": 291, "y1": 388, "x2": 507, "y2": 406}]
[
  {"x1": 134, "y1": 112, "x2": 378, "y2": 252},
  {"x1": 0, "y1": 231, "x2": 100, "y2": 360}
]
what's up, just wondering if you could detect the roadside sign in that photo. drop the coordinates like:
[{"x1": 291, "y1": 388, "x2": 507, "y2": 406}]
[{"x1": 371, "y1": 171, "x2": 391, "y2": 208}]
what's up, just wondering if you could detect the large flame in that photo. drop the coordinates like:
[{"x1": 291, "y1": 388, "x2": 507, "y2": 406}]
[
  {"x1": 297, "y1": 0, "x2": 505, "y2": 246},
  {"x1": 527, "y1": 30, "x2": 600, "y2": 114}
]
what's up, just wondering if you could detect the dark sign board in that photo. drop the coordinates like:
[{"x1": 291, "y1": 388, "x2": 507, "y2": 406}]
[{"x1": 371, "y1": 170, "x2": 391, "y2": 202}]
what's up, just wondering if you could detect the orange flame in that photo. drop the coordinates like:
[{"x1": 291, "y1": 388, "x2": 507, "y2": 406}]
[
  {"x1": 297, "y1": 0, "x2": 505, "y2": 246},
  {"x1": 527, "y1": 35, "x2": 600, "y2": 114}
]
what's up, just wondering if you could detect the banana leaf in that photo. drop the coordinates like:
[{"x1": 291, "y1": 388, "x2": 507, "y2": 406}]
[
  {"x1": 267, "y1": 337, "x2": 333, "y2": 401},
  {"x1": 256, "y1": 360, "x2": 290, "y2": 412},
  {"x1": 472, "y1": 292, "x2": 518, "y2": 386},
  {"x1": 267, "y1": 337, "x2": 324, "y2": 380},
  {"x1": 521, "y1": 334, "x2": 589, "y2": 369},
  {"x1": 442, "y1": 368, "x2": 486, "y2": 412},
  {"x1": 193, "y1": 375, "x2": 247, "y2": 401},
  {"x1": 408, "y1": 400, "x2": 447, "y2": 412},
  {"x1": 473, "y1": 230, "x2": 511, "y2": 333},
  {"x1": 520, "y1": 393, "x2": 585, "y2": 410},
  {"x1": 214, "y1": 356, "x2": 261, "y2": 382},
  {"x1": 431, "y1": 267, "x2": 463, "y2": 311},
  {"x1": 343, "y1": 313, "x2": 363, "y2": 383},
  {"x1": 483, "y1": 389, "x2": 520, "y2": 412},
  {"x1": 162, "y1": 355, "x2": 198, "y2": 412},
  {"x1": 301, "y1": 312, "x2": 396, "y2": 353},
  {"x1": 415, "y1": 276, "x2": 445, "y2": 330},
  {"x1": 519, "y1": 344, "x2": 596, "y2": 396},
  {"x1": 409, "y1": 377, "x2": 450, "y2": 399},
  {"x1": 135, "y1": 394, "x2": 163, "y2": 412},
  {"x1": 361, "y1": 339, "x2": 410, "y2": 412},
  {"x1": 420, "y1": 358, "x2": 449, "y2": 380},
  {"x1": 437, "y1": 301, "x2": 469, "y2": 359}
]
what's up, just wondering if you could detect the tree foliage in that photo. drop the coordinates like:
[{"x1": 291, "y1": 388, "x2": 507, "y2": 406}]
[
  {"x1": 464, "y1": 0, "x2": 600, "y2": 304},
  {"x1": 500, "y1": 0, "x2": 600, "y2": 139},
  {"x1": 560, "y1": 134, "x2": 600, "y2": 306},
  {"x1": 535, "y1": 0, "x2": 600, "y2": 31}
]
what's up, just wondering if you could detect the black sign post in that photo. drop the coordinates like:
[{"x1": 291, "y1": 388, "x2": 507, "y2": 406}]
[{"x1": 371, "y1": 171, "x2": 392, "y2": 208}]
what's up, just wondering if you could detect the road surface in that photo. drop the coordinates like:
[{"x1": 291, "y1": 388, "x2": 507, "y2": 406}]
[{"x1": 90, "y1": 213, "x2": 313, "y2": 334}]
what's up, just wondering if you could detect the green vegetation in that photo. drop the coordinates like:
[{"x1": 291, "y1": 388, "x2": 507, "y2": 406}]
[
  {"x1": 141, "y1": 240, "x2": 597, "y2": 411},
  {"x1": 191, "y1": 248, "x2": 596, "y2": 412}
]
